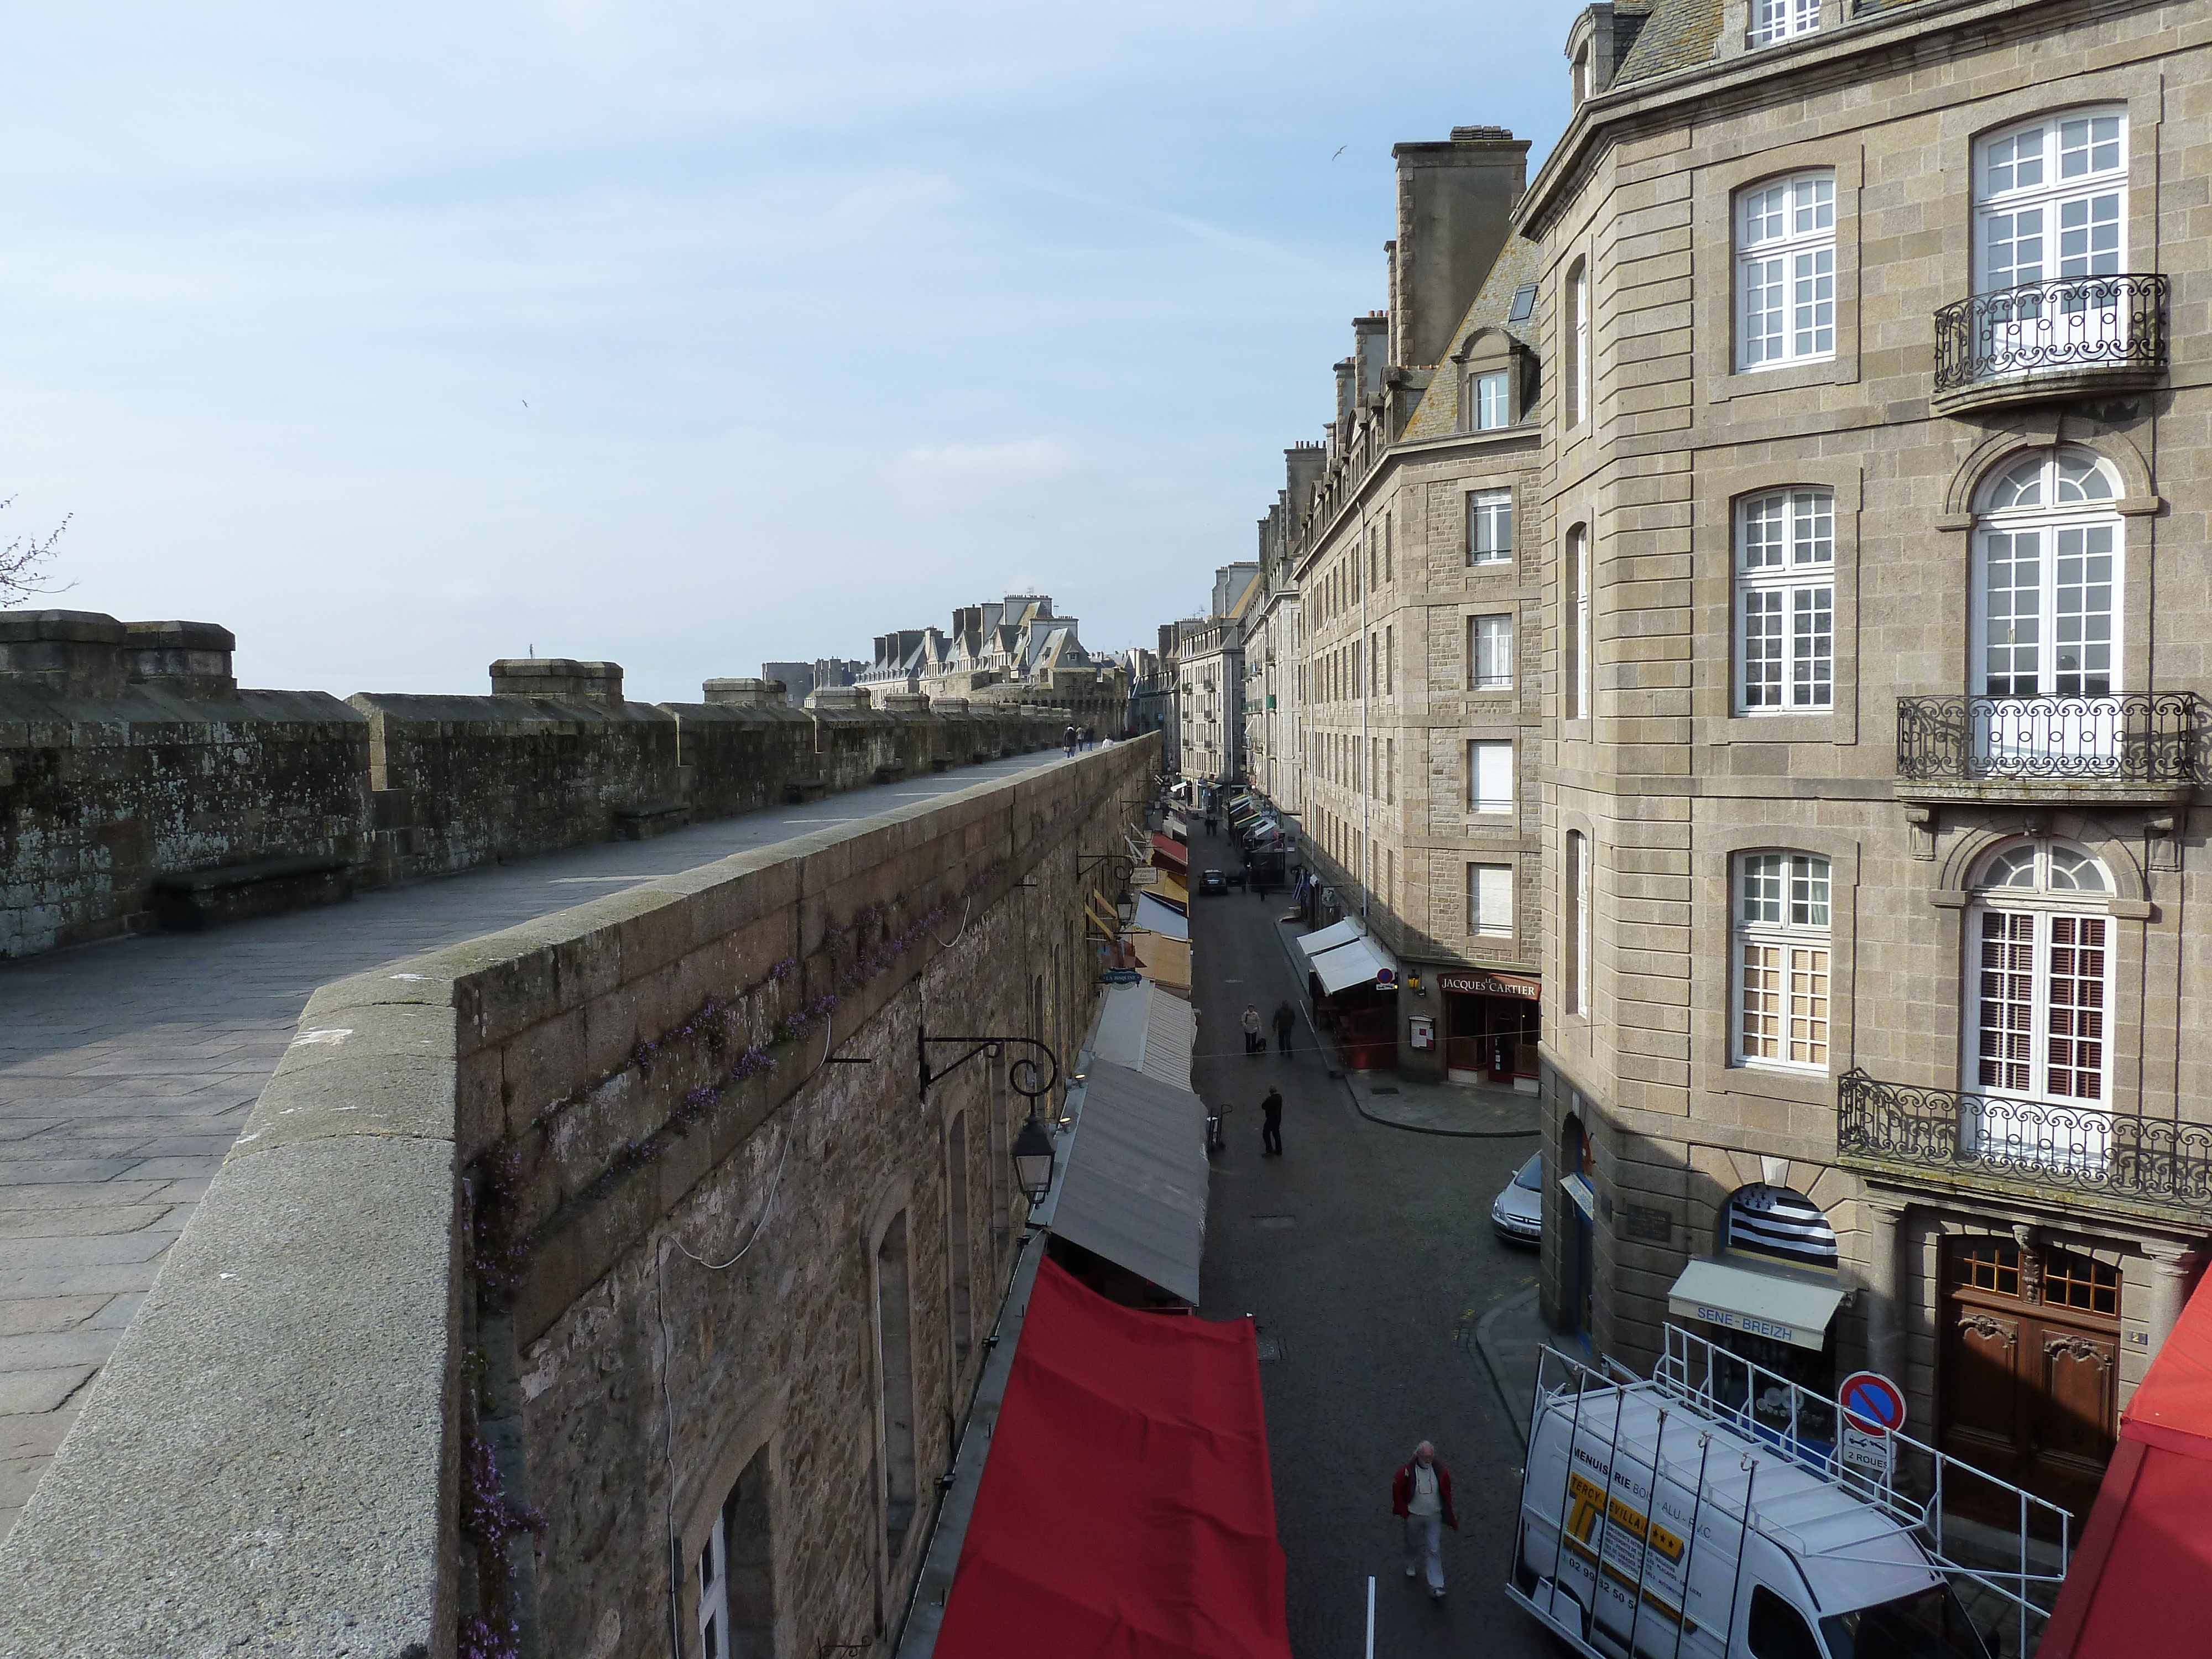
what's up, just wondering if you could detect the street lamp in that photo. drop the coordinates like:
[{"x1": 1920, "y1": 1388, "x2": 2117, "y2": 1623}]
[{"x1": 1011, "y1": 1112, "x2": 1057, "y2": 1206}]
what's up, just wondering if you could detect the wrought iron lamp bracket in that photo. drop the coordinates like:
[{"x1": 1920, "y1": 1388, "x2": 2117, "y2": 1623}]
[{"x1": 917, "y1": 1026, "x2": 1061, "y2": 1104}]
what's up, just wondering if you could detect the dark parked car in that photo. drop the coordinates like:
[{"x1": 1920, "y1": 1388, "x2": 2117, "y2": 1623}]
[{"x1": 1198, "y1": 869, "x2": 1228, "y2": 896}]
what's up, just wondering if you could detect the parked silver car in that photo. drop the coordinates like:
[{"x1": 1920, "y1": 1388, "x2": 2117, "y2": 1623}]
[{"x1": 1491, "y1": 1152, "x2": 1542, "y2": 1244}]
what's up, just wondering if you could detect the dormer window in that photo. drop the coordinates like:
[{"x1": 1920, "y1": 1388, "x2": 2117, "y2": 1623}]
[
  {"x1": 1750, "y1": 0, "x2": 1818, "y2": 45},
  {"x1": 1475, "y1": 371, "x2": 1511, "y2": 430}
]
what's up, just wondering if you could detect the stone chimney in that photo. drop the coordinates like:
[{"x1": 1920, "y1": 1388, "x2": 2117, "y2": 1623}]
[
  {"x1": 805, "y1": 686, "x2": 868, "y2": 712},
  {"x1": 123, "y1": 620, "x2": 237, "y2": 697},
  {"x1": 1387, "y1": 127, "x2": 1531, "y2": 370},
  {"x1": 702, "y1": 678, "x2": 785, "y2": 708},
  {"x1": 878, "y1": 692, "x2": 931, "y2": 713},
  {"x1": 489, "y1": 658, "x2": 625, "y2": 703},
  {"x1": 0, "y1": 611, "x2": 128, "y2": 697}
]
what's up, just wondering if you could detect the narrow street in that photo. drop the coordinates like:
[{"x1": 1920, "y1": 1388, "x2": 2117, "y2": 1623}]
[{"x1": 1185, "y1": 824, "x2": 1555, "y2": 1659}]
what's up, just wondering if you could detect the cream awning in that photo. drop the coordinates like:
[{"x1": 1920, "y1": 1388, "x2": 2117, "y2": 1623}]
[{"x1": 1666, "y1": 1258, "x2": 1845, "y2": 1353}]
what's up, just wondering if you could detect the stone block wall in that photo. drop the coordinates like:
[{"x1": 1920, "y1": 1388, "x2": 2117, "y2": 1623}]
[
  {"x1": 0, "y1": 737, "x2": 1155, "y2": 1658},
  {"x1": 0, "y1": 619, "x2": 1063, "y2": 959}
]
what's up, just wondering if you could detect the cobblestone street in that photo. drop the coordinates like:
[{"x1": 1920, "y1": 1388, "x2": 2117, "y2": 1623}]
[{"x1": 1185, "y1": 824, "x2": 1554, "y2": 1659}]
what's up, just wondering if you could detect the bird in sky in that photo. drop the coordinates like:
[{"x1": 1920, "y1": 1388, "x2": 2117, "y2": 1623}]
[{"x1": 1331, "y1": 145, "x2": 1345, "y2": 160}]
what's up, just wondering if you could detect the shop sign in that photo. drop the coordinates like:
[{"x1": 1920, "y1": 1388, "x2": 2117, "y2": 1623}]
[{"x1": 1436, "y1": 970, "x2": 1541, "y2": 1000}]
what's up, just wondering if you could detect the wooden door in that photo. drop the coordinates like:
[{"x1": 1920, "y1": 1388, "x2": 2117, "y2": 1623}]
[{"x1": 1940, "y1": 1237, "x2": 2119, "y2": 1527}]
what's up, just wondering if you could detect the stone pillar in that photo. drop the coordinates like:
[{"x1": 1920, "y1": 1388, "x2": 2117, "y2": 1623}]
[
  {"x1": 2146, "y1": 1240, "x2": 2194, "y2": 1357},
  {"x1": 1862, "y1": 1197, "x2": 1908, "y2": 1379}
]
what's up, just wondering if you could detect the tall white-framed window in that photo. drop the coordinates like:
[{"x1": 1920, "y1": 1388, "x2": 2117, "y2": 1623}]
[
  {"x1": 1567, "y1": 260, "x2": 1589, "y2": 426},
  {"x1": 1469, "y1": 488, "x2": 1514, "y2": 565},
  {"x1": 1750, "y1": 0, "x2": 1819, "y2": 46},
  {"x1": 1470, "y1": 614, "x2": 1514, "y2": 691},
  {"x1": 1737, "y1": 172, "x2": 1835, "y2": 370},
  {"x1": 1973, "y1": 111, "x2": 2131, "y2": 380},
  {"x1": 1735, "y1": 487, "x2": 1834, "y2": 712},
  {"x1": 1976, "y1": 111, "x2": 2126, "y2": 293},
  {"x1": 1468, "y1": 862, "x2": 1514, "y2": 938},
  {"x1": 1468, "y1": 740, "x2": 1514, "y2": 814},
  {"x1": 1475, "y1": 370, "x2": 1511, "y2": 430},
  {"x1": 1564, "y1": 525, "x2": 1590, "y2": 719},
  {"x1": 1965, "y1": 839, "x2": 2114, "y2": 1165},
  {"x1": 1564, "y1": 830, "x2": 1589, "y2": 1018},
  {"x1": 1733, "y1": 851, "x2": 1831, "y2": 1070},
  {"x1": 1973, "y1": 447, "x2": 2121, "y2": 699}
]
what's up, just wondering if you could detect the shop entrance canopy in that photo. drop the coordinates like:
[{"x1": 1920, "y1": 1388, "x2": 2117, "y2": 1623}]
[
  {"x1": 932, "y1": 1260, "x2": 1291, "y2": 1659},
  {"x1": 1666, "y1": 1257, "x2": 1844, "y2": 1353},
  {"x1": 1310, "y1": 936, "x2": 1393, "y2": 997},
  {"x1": 1046, "y1": 1062, "x2": 1207, "y2": 1306}
]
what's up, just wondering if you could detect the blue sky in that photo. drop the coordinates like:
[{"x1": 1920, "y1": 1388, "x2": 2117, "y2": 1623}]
[{"x1": 0, "y1": 2, "x2": 1578, "y2": 701}]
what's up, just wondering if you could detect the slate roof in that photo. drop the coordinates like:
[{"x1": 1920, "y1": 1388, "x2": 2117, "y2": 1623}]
[
  {"x1": 1614, "y1": 0, "x2": 1725, "y2": 84},
  {"x1": 1399, "y1": 234, "x2": 1546, "y2": 442}
]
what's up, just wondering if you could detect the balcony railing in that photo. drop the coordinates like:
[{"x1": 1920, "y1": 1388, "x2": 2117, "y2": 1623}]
[
  {"x1": 1896, "y1": 692, "x2": 2209, "y2": 784},
  {"x1": 1837, "y1": 1070, "x2": 2212, "y2": 1216},
  {"x1": 1933, "y1": 273, "x2": 2168, "y2": 394}
]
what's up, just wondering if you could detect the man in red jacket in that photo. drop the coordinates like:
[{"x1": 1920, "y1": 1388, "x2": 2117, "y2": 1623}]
[{"x1": 1391, "y1": 1441, "x2": 1458, "y2": 1598}]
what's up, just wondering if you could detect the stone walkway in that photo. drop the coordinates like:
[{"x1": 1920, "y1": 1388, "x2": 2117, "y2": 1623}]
[{"x1": 0, "y1": 747, "x2": 1069, "y2": 1541}]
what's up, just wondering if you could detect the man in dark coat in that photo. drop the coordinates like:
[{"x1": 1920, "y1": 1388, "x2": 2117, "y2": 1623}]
[
  {"x1": 1259, "y1": 1086, "x2": 1283, "y2": 1155},
  {"x1": 1272, "y1": 1000, "x2": 1296, "y2": 1055}
]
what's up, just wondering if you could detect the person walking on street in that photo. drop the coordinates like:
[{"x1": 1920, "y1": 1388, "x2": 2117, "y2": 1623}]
[
  {"x1": 1241, "y1": 1004, "x2": 1262, "y2": 1054},
  {"x1": 1392, "y1": 1441, "x2": 1458, "y2": 1598},
  {"x1": 1260, "y1": 1086, "x2": 1283, "y2": 1155},
  {"x1": 1272, "y1": 999, "x2": 1296, "y2": 1055},
  {"x1": 1063, "y1": 725, "x2": 1077, "y2": 757}
]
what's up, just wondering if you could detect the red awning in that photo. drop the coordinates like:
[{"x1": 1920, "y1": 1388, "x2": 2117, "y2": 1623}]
[
  {"x1": 931, "y1": 1259, "x2": 1291, "y2": 1659},
  {"x1": 1150, "y1": 832, "x2": 1188, "y2": 870},
  {"x1": 2042, "y1": 1271, "x2": 2212, "y2": 1658}
]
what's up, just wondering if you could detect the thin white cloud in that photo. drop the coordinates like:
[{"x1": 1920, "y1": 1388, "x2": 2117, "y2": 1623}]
[{"x1": 890, "y1": 438, "x2": 1078, "y2": 513}]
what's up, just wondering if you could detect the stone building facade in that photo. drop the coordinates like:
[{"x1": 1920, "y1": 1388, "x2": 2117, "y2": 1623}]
[
  {"x1": 1524, "y1": 0, "x2": 2212, "y2": 1526},
  {"x1": 1173, "y1": 564, "x2": 1259, "y2": 786},
  {"x1": 1280, "y1": 128, "x2": 1554, "y2": 1088}
]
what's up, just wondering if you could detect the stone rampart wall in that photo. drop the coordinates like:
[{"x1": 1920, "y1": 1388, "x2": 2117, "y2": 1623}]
[
  {"x1": 0, "y1": 736, "x2": 1154, "y2": 1658},
  {"x1": 0, "y1": 612, "x2": 1063, "y2": 958}
]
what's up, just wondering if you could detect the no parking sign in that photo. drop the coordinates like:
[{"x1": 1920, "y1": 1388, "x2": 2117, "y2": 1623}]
[{"x1": 1838, "y1": 1371, "x2": 1906, "y2": 1481}]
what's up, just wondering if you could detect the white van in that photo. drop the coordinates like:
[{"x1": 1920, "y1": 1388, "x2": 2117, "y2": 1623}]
[{"x1": 1508, "y1": 1331, "x2": 2069, "y2": 1659}]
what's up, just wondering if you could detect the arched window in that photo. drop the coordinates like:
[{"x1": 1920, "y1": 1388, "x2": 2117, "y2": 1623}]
[
  {"x1": 1973, "y1": 447, "x2": 2121, "y2": 703},
  {"x1": 1564, "y1": 525, "x2": 1589, "y2": 719},
  {"x1": 1966, "y1": 836, "x2": 2113, "y2": 1112},
  {"x1": 1732, "y1": 851, "x2": 1831, "y2": 1070},
  {"x1": 1971, "y1": 109, "x2": 2131, "y2": 378},
  {"x1": 1723, "y1": 1184, "x2": 1838, "y2": 1271}
]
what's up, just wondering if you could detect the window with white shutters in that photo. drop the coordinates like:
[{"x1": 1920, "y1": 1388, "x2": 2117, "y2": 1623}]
[
  {"x1": 1737, "y1": 173, "x2": 1835, "y2": 370},
  {"x1": 1468, "y1": 740, "x2": 1514, "y2": 814},
  {"x1": 1735, "y1": 488, "x2": 1834, "y2": 712},
  {"x1": 1968, "y1": 838, "x2": 2112, "y2": 1108},
  {"x1": 1468, "y1": 863, "x2": 1514, "y2": 937},
  {"x1": 1733, "y1": 852, "x2": 1831, "y2": 1070}
]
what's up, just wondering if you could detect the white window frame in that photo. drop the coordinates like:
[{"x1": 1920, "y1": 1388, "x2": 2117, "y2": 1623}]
[
  {"x1": 1565, "y1": 831, "x2": 1590, "y2": 1018},
  {"x1": 1750, "y1": 0, "x2": 1819, "y2": 46},
  {"x1": 1471, "y1": 613, "x2": 1514, "y2": 691},
  {"x1": 1469, "y1": 488, "x2": 1514, "y2": 565},
  {"x1": 1974, "y1": 109, "x2": 2128, "y2": 295},
  {"x1": 1568, "y1": 263, "x2": 1589, "y2": 426},
  {"x1": 1468, "y1": 862, "x2": 1514, "y2": 938},
  {"x1": 1971, "y1": 447, "x2": 2122, "y2": 702},
  {"x1": 696, "y1": 1499, "x2": 731, "y2": 1659},
  {"x1": 1962, "y1": 838, "x2": 2115, "y2": 1114},
  {"x1": 1736, "y1": 172, "x2": 1835, "y2": 371},
  {"x1": 1468, "y1": 740, "x2": 1514, "y2": 815},
  {"x1": 1731, "y1": 851, "x2": 1832, "y2": 1072},
  {"x1": 1564, "y1": 526, "x2": 1590, "y2": 719},
  {"x1": 1475, "y1": 370, "x2": 1511, "y2": 430},
  {"x1": 1734, "y1": 488, "x2": 1835, "y2": 713}
]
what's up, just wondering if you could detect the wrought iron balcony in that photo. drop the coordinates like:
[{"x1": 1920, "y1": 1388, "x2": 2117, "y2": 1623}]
[
  {"x1": 1837, "y1": 1070, "x2": 2212, "y2": 1220},
  {"x1": 1895, "y1": 692, "x2": 2208, "y2": 799},
  {"x1": 1932, "y1": 274, "x2": 2168, "y2": 411}
]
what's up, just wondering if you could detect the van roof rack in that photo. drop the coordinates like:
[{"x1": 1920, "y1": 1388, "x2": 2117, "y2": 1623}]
[{"x1": 1523, "y1": 1326, "x2": 2074, "y2": 1655}]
